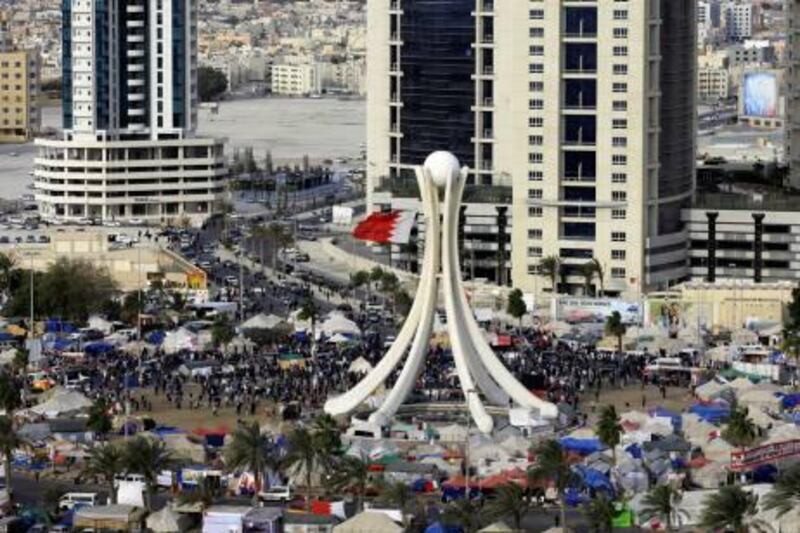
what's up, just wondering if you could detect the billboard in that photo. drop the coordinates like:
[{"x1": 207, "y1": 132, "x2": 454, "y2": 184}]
[
  {"x1": 730, "y1": 439, "x2": 800, "y2": 471},
  {"x1": 743, "y1": 72, "x2": 778, "y2": 118},
  {"x1": 551, "y1": 297, "x2": 642, "y2": 325}
]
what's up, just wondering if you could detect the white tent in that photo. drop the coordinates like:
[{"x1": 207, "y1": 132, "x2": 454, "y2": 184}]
[
  {"x1": 328, "y1": 333, "x2": 352, "y2": 345},
  {"x1": 88, "y1": 316, "x2": 114, "y2": 335},
  {"x1": 567, "y1": 427, "x2": 597, "y2": 439},
  {"x1": 333, "y1": 511, "x2": 402, "y2": 533},
  {"x1": 682, "y1": 414, "x2": 719, "y2": 446},
  {"x1": 693, "y1": 460, "x2": 728, "y2": 489},
  {"x1": 695, "y1": 380, "x2": 731, "y2": 402},
  {"x1": 479, "y1": 522, "x2": 514, "y2": 532},
  {"x1": 319, "y1": 312, "x2": 361, "y2": 339},
  {"x1": 764, "y1": 423, "x2": 800, "y2": 445},
  {"x1": 737, "y1": 389, "x2": 782, "y2": 412},
  {"x1": 438, "y1": 424, "x2": 469, "y2": 443},
  {"x1": 0, "y1": 349, "x2": 15, "y2": 366},
  {"x1": 162, "y1": 328, "x2": 198, "y2": 355},
  {"x1": 348, "y1": 357, "x2": 373, "y2": 375},
  {"x1": 747, "y1": 407, "x2": 776, "y2": 429},
  {"x1": 702, "y1": 438, "x2": 733, "y2": 463},
  {"x1": 30, "y1": 389, "x2": 92, "y2": 418},
  {"x1": 146, "y1": 507, "x2": 191, "y2": 533},
  {"x1": 728, "y1": 377, "x2": 755, "y2": 392},
  {"x1": 241, "y1": 314, "x2": 286, "y2": 331}
]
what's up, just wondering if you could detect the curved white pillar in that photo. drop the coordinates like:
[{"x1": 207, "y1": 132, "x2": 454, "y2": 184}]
[{"x1": 325, "y1": 151, "x2": 557, "y2": 433}]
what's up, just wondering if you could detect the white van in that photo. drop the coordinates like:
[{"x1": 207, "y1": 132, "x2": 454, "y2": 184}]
[{"x1": 58, "y1": 492, "x2": 102, "y2": 511}]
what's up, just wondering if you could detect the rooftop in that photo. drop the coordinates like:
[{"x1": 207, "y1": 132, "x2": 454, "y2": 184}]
[{"x1": 692, "y1": 191, "x2": 800, "y2": 212}]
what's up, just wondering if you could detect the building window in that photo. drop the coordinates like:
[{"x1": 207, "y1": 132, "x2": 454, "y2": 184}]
[
  {"x1": 530, "y1": 27, "x2": 544, "y2": 38},
  {"x1": 613, "y1": 64, "x2": 628, "y2": 75},
  {"x1": 613, "y1": 82, "x2": 627, "y2": 93},
  {"x1": 612, "y1": 155, "x2": 627, "y2": 166},
  {"x1": 529, "y1": 153, "x2": 543, "y2": 164},
  {"x1": 529, "y1": 99, "x2": 544, "y2": 109},
  {"x1": 613, "y1": 10, "x2": 628, "y2": 20},
  {"x1": 529, "y1": 117, "x2": 543, "y2": 127},
  {"x1": 612, "y1": 208, "x2": 626, "y2": 219},
  {"x1": 612, "y1": 249, "x2": 626, "y2": 260},
  {"x1": 529, "y1": 9, "x2": 544, "y2": 19},
  {"x1": 613, "y1": 28, "x2": 628, "y2": 38},
  {"x1": 528, "y1": 264, "x2": 541, "y2": 275},
  {"x1": 528, "y1": 189, "x2": 543, "y2": 199},
  {"x1": 530, "y1": 45, "x2": 544, "y2": 56},
  {"x1": 611, "y1": 267, "x2": 626, "y2": 279},
  {"x1": 611, "y1": 232, "x2": 626, "y2": 242},
  {"x1": 529, "y1": 207, "x2": 543, "y2": 217},
  {"x1": 529, "y1": 64, "x2": 544, "y2": 74},
  {"x1": 613, "y1": 100, "x2": 628, "y2": 111},
  {"x1": 528, "y1": 229, "x2": 543, "y2": 239},
  {"x1": 612, "y1": 137, "x2": 627, "y2": 147},
  {"x1": 612, "y1": 173, "x2": 627, "y2": 183},
  {"x1": 612, "y1": 119, "x2": 627, "y2": 129},
  {"x1": 528, "y1": 246, "x2": 543, "y2": 257},
  {"x1": 529, "y1": 171, "x2": 543, "y2": 181},
  {"x1": 529, "y1": 81, "x2": 544, "y2": 92},
  {"x1": 529, "y1": 135, "x2": 543, "y2": 145},
  {"x1": 613, "y1": 46, "x2": 628, "y2": 57}
]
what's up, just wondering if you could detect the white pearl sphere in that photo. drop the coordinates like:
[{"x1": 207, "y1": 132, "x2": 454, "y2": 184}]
[{"x1": 424, "y1": 151, "x2": 461, "y2": 189}]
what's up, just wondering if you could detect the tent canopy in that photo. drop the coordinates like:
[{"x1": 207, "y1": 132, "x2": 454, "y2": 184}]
[
  {"x1": 146, "y1": 507, "x2": 191, "y2": 533},
  {"x1": 332, "y1": 511, "x2": 402, "y2": 533},
  {"x1": 241, "y1": 313, "x2": 287, "y2": 331}
]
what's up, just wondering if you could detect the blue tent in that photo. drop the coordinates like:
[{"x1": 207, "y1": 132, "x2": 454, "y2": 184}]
[
  {"x1": 573, "y1": 465, "x2": 615, "y2": 494},
  {"x1": 559, "y1": 437, "x2": 604, "y2": 455},
  {"x1": 781, "y1": 393, "x2": 800, "y2": 410},
  {"x1": 84, "y1": 342, "x2": 114, "y2": 355},
  {"x1": 625, "y1": 443, "x2": 642, "y2": 459},
  {"x1": 0, "y1": 332, "x2": 15, "y2": 342},
  {"x1": 564, "y1": 488, "x2": 589, "y2": 507},
  {"x1": 689, "y1": 403, "x2": 730, "y2": 424},
  {"x1": 45, "y1": 319, "x2": 77, "y2": 333},
  {"x1": 52, "y1": 338, "x2": 75, "y2": 351},
  {"x1": 425, "y1": 522, "x2": 461, "y2": 533},
  {"x1": 146, "y1": 330, "x2": 166, "y2": 345}
]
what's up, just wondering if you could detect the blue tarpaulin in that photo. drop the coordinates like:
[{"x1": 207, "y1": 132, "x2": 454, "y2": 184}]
[
  {"x1": 425, "y1": 522, "x2": 461, "y2": 533},
  {"x1": 573, "y1": 465, "x2": 615, "y2": 494},
  {"x1": 84, "y1": 342, "x2": 114, "y2": 355},
  {"x1": 146, "y1": 330, "x2": 166, "y2": 345},
  {"x1": 45, "y1": 319, "x2": 77, "y2": 333},
  {"x1": 565, "y1": 488, "x2": 588, "y2": 507},
  {"x1": 0, "y1": 332, "x2": 15, "y2": 342},
  {"x1": 52, "y1": 338, "x2": 74, "y2": 351},
  {"x1": 651, "y1": 407, "x2": 682, "y2": 432},
  {"x1": 625, "y1": 443, "x2": 642, "y2": 459},
  {"x1": 559, "y1": 437, "x2": 604, "y2": 455},
  {"x1": 781, "y1": 393, "x2": 800, "y2": 410},
  {"x1": 689, "y1": 403, "x2": 730, "y2": 424}
]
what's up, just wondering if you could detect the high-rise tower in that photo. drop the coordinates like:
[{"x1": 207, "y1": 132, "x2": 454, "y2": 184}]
[{"x1": 367, "y1": 0, "x2": 696, "y2": 298}]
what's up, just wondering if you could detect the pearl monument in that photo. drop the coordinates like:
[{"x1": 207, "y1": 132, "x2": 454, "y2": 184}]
[{"x1": 325, "y1": 152, "x2": 558, "y2": 434}]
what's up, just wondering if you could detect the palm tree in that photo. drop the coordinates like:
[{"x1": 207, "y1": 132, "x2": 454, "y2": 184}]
[
  {"x1": 330, "y1": 455, "x2": 370, "y2": 512},
  {"x1": 485, "y1": 482, "x2": 537, "y2": 531},
  {"x1": 298, "y1": 298, "x2": 320, "y2": 356},
  {"x1": 641, "y1": 485, "x2": 688, "y2": 531},
  {"x1": 764, "y1": 462, "x2": 800, "y2": 517},
  {"x1": 539, "y1": 255, "x2": 561, "y2": 294},
  {"x1": 596, "y1": 405, "x2": 623, "y2": 465},
  {"x1": 350, "y1": 270, "x2": 370, "y2": 306},
  {"x1": 86, "y1": 398, "x2": 113, "y2": 440},
  {"x1": 0, "y1": 417, "x2": 22, "y2": 501},
  {"x1": 0, "y1": 253, "x2": 16, "y2": 296},
  {"x1": 379, "y1": 480, "x2": 416, "y2": 530},
  {"x1": 123, "y1": 436, "x2": 177, "y2": 511},
  {"x1": 311, "y1": 414, "x2": 341, "y2": 460},
  {"x1": 225, "y1": 422, "x2": 275, "y2": 504},
  {"x1": 369, "y1": 266, "x2": 385, "y2": 301},
  {"x1": 528, "y1": 439, "x2": 575, "y2": 530},
  {"x1": 700, "y1": 485, "x2": 764, "y2": 533},
  {"x1": 84, "y1": 443, "x2": 125, "y2": 504},
  {"x1": 580, "y1": 261, "x2": 596, "y2": 297},
  {"x1": 723, "y1": 406, "x2": 757, "y2": 453},
  {"x1": 11, "y1": 349, "x2": 27, "y2": 379},
  {"x1": 0, "y1": 372, "x2": 21, "y2": 416},
  {"x1": 443, "y1": 497, "x2": 486, "y2": 533},
  {"x1": 179, "y1": 476, "x2": 219, "y2": 509},
  {"x1": 283, "y1": 427, "x2": 327, "y2": 512},
  {"x1": 591, "y1": 258, "x2": 605, "y2": 297},
  {"x1": 581, "y1": 493, "x2": 616, "y2": 533},
  {"x1": 605, "y1": 311, "x2": 627, "y2": 355}
]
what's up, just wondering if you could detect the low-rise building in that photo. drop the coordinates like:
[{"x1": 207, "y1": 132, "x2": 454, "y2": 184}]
[
  {"x1": 270, "y1": 63, "x2": 320, "y2": 96},
  {"x1": 0, "y1": 11, "x2": 40, "y2": 143}
]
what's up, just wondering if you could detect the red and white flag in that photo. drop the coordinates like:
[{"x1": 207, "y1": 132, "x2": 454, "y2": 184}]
[{"x1": 352, "y1": 210, "x2": 416, "y2": 244}]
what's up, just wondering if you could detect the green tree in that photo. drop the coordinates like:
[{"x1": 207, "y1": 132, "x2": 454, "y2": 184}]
[
  {"x1": 581, "y1": 493, "x2": 616, "y2": 533},
  {"x1": 0, "y1": 253, "x2": 15, "y2": 296},
  {"x1": 7, "y1": 258, "x2": 117, "y2": 321},
  {"x1": 641, "y1": 485, "x2": 688, "y2": 531},
  {"x1": 539, "y1": 256, "x2": 561, "y2": 294},
  {"x1": 298, "y1": 298, "x2": 320, "y2": 356},
  {"x1": 198, "y1": 66, "x2": 228, "y2": 102},
  {"x1": 580, "y1": 261, "x2": 596, "y2": 297},
  {"x1": 12, "y1": 349, "x2": 27, "y2": 378},
  {"x1": 443, "y1": 497, "x2": 486, "y2": 533},
  {"x1": 211, "y1": 315, "x2": 235, "y2": 348},
  {"x1": 311, "y1": 414, "x2": 341, "y2": 459},
  {"x1": 596, "y1": 405, "x2": 623, "y2": 465},
  {"x1": 84, "y1": 443, "x2": 125, "y2": 504},
  {"x1": 330, "y1": 455, "x2": 371, "y2": 512},
  {"x1": 764, "y1": 462, "x2": 800, "y2": 517},
  {"x1": 605, "y1": 311, "x2": 627, "y2": 355},
  {"x1": 369, "y1": 266, "x2": 385, "y2": 294},
  {"x1": 394, "y1": 289, "x2": 413, "y2": 318},
  {"x1": 0, "y1": 372, "x2": 21, "y2": 415},
  {"x1": 506, "y1": 288, "x2": 527, "y2": 326},
  {"x1": 723, "y1": 406, "x2": 757, "y2": 451},
  {"x1": 700, "y1": 486, "x2": 763, "y2": 533},
  {"x1": 120, "y1": 293, "x2": 144, "y2": 325},
  {"x1": 283, "y1": 427, "x2": 327, "y2": 512},
  {"x1": 591, "y1": 258, "x2": 605, "y2": 297},
  {"x1": 178, "y1": 476, "x2": 219, "y2": 509},
  {"x1": 350, "y1": 270, "x2": 370, "y2": 305},
  {"x1": 528, "y1": 439, "x2": 575, "y2": 530},
  {"x1": 123, "y1": 436, "x2": 177, "y2": 510},
  {"x1": 0, "y1": 417, "x2": 22, "y2": 501},
  {"x1": 485, "y1": 482, "x2": 537, "y2": 531},
  {"x1": 225, "y1": 421, "x2": 275, "y2": 504},
  {"x1": 87, "y1": 398, "x2": 113, "y2": 440},
  {"x1": 379, "y1": 480, "x2": 416, "y2": 530}
]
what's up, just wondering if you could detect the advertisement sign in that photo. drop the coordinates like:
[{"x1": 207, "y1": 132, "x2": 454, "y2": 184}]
[
  {"x1": 743, "y1": 72, "x2": 778, "y2": 118},
  {"x1": 730, "y1": 440, "x2": 800, "y2": 471},
  {"x1": 552, "y1": 297, "x2": 642, "y2": 325}
]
